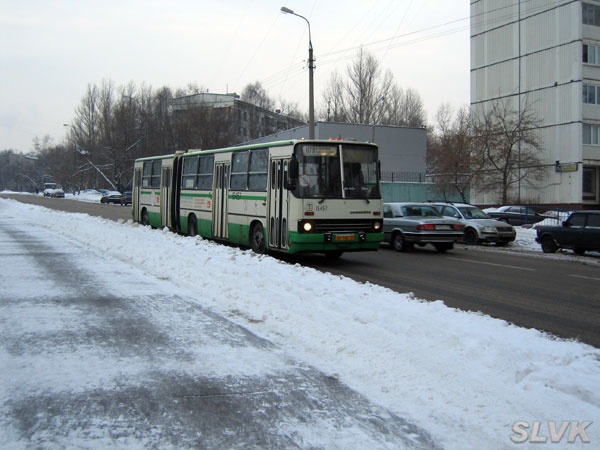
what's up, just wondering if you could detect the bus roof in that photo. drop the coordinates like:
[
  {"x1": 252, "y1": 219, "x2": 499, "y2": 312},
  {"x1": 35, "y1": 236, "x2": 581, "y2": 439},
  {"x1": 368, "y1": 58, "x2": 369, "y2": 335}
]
[{"x1": 135, "y1": 139, "x2": 377, "y2": 162}]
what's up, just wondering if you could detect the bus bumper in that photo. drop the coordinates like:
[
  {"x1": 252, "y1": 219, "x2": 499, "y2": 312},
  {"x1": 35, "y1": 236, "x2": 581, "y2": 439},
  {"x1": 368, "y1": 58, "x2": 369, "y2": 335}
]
[{"x1": 287, "y1": 231, "x2": 383, "y2": 254}]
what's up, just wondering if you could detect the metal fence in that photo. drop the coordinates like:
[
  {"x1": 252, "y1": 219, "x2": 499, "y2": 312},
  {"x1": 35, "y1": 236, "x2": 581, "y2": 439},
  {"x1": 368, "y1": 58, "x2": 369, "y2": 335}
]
[{"x1": 381, "y1": 171, "x2": 429, "y2": 183}]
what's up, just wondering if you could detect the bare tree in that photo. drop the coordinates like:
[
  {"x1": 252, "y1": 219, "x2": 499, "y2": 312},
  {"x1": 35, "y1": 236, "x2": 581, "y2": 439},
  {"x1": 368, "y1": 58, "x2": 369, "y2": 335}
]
[
  {"x1": 427, "y1": 104, "x2": 476, "y2": 202},
  {"x1": 472, "y1": 97, "x2": 547, "y2": 204},
  {"x1": 320, "y1": 71, "x2": 347, "y2": 122},
  {"x1": 277, "y1": 97, "x2": 305, "y2": 122},
  {"x1": 241, "y1": 81, "x2": 274, "y2": 110},
  {"x1": 344, "y1": 48, "x2": 394, "y2": 124},
  {"x1": 319, "y1": 48, "x2": 425, "y2": 126}
]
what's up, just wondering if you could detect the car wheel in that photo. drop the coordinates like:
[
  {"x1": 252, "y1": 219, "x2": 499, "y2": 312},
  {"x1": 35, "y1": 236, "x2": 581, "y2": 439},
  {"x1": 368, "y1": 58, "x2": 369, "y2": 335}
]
[
  {"x1": 540, "y1": 235, "x2": 558, "y2": 253},
  {"x1": 463, "y1": 228, "x2": 478, "y2": 245},
  {"x1": 100, "y1": 197, "x2": 107, "y2": 204},
  {"x1": 573, "y1": 248, "x2": 586, "y2": 256},
  {"x1": 188, "y1": 215, "x2": 198, "y2": 237},
  {"x1": 434, "y1": 242, "x2": 454, "y2": 252},
  {"x1": 392, "y1": 233, "x2": 410, "y2": 252},
  {"x1": 141, "y1": 209, "x2": 150, "y2": 226},
  {"x1": 250, "y1": 223, "x2": 266, "y2": 254}
]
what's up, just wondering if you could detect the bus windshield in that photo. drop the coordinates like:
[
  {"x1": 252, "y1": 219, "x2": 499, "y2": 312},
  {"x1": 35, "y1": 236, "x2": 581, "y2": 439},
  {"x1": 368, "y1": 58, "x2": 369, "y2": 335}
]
[{"x1": 295, "y1": 143, "x2": 380, "y2": 200}]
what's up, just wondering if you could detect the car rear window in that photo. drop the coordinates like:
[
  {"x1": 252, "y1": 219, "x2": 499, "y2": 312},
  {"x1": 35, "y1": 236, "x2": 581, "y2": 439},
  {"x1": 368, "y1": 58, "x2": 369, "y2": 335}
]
[{"x1": 401, "y1": 206, "x2": 440, "y2": 217}]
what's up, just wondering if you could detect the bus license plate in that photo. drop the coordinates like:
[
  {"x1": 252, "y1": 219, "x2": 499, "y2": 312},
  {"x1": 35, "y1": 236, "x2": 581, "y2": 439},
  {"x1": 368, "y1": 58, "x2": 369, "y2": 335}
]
[{"x1": 334, "y1": 234, "x2": 355, "y2": 241}]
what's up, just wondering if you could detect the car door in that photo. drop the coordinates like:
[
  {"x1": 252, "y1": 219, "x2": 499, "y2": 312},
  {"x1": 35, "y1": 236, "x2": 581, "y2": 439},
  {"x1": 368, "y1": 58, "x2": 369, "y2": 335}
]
[
  {"x1": 556, "y1": 213, "x2": 586, "y2": 247},
  {"x1": 583, "y1": 214, "x2": 600, "y2": 249},
  {"x1": 383, "y1": 204, "x2": 394, "y2": 242}
]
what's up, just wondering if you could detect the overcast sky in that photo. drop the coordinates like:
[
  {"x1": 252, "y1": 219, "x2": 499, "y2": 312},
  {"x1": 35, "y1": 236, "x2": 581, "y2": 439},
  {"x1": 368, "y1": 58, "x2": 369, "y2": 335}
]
[{"x1": 1, "y1": 0, "x2": 470, "y2": 153}]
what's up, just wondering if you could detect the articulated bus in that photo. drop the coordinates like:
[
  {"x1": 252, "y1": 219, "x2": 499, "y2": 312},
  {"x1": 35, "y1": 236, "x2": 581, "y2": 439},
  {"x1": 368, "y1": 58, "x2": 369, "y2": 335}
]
[{"x1": 132, "y1": 139, "x2": 383, "y2": 257}]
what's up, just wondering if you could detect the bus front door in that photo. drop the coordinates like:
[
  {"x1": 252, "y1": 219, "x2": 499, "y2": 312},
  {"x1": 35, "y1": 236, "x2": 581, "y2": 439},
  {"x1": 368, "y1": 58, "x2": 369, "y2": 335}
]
[
  {"x1": 160, "y1": 166, "x2": 171, "y2": 229},
  {"x1": 213, "y1": 163, "x2": 229, "y2": 239},
  {"x1": 133, "y1": 168, "x2": 142, "y2": 222},
  {"x1": 269, "y1": 159, "x2": 290, "y2": 250}
]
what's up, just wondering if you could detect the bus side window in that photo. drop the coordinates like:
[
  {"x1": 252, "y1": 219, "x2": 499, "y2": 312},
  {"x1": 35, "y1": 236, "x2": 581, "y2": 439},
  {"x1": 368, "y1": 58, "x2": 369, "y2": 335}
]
[{"x1": 231, "y1": 151, "x2": 249, "y2": 190}]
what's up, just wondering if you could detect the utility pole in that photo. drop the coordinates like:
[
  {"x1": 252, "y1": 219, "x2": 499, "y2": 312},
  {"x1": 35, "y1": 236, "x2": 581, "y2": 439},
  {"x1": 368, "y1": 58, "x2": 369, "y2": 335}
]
[{"x1": 281, "y1": 6, "x2": 315, "y2": 139}]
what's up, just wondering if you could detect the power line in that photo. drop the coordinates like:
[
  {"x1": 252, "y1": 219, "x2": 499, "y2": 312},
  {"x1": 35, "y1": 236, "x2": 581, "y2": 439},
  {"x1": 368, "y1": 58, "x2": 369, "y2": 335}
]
[{"x1": 259, "y1": 0, "x2": 569, "y2": 94}]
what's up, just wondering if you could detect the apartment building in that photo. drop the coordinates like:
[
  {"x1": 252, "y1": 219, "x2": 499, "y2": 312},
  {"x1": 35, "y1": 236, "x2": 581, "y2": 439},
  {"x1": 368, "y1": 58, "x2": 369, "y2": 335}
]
[{"x1": 471, "y1": 0, "x2": 600, "y2": 208}]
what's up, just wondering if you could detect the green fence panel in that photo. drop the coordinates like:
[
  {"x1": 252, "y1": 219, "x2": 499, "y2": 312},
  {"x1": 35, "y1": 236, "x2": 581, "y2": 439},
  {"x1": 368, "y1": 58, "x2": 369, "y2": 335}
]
[{"x1": 381, "y1": 182, "x2": 469, "y2": 203}]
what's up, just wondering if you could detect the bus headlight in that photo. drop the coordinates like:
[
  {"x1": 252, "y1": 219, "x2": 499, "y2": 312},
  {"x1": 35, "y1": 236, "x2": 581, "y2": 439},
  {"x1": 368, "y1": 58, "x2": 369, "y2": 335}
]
[
  {"x1": 303, "y1": 222, "x2": 313, "y2": 232},
  {"x1": 373, "y1": 221, "x2": 381, "y2": 231}
]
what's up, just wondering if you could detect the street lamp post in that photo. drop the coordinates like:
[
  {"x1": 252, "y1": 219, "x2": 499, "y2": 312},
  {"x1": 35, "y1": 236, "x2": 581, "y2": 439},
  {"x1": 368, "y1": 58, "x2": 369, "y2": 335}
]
[{"x1": 281, "y1": 6, "x2": 315, "y2": 139}]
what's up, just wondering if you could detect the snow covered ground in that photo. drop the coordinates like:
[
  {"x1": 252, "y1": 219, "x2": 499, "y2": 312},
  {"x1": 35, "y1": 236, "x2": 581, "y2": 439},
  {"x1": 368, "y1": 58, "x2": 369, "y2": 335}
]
[{"x1": 1, "y1": 196, "x2": 599, "y2": 449}]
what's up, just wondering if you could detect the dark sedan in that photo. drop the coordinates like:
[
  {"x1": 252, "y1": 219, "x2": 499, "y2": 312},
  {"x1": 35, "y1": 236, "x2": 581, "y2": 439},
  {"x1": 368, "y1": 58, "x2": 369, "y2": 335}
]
[
  {"x1": 383, "y1": 202, "x2": 465, "y2": 252},
  {"x1": 488, "y1": 205, "x2": 548, "y2": 226},
  {"x1": 535, "y1": 211, "x2": 600, "y2": 255},
  {"x1": 100, "y1": 191, "x2": 122, "y2": 204},
  {"x1": 120, "y1": 191, "x2": 132, "y2": 206}
]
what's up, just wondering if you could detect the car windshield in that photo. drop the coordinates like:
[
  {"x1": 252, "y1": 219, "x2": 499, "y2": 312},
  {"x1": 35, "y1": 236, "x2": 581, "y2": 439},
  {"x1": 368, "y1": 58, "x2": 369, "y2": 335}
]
[
  {"x1": 295, "y1": 143, "x2": 380, "y2": 200},
  {"x1": 459, "y1": 206, "x2": 490, "y2": 219},
  {"x1": 400, "y1": 205, "x2": 441, "y2": 217}
]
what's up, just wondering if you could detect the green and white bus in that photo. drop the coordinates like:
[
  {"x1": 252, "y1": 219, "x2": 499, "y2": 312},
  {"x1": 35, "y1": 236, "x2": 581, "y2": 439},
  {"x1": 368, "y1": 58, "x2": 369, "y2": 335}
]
[{"x1": 132, "y1": 139, "x2": 383, "y2": 256}]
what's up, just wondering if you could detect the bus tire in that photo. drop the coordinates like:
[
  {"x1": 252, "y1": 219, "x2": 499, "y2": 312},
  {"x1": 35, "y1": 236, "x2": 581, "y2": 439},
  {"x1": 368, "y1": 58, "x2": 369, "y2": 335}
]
[
  {"x1": 250, "y1": 222, "x2": 266, "y2": 254},
  {"x1": 141, "y1": 209, "x2": 150, "y2": 226},
  {"x1": 188, "y1": 215, "x2": 198, "y2": 237}
]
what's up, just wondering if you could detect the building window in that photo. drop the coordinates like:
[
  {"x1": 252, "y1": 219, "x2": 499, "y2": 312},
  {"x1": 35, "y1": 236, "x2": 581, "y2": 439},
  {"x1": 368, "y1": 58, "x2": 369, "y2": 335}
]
[
  {"x1": 583, "y1": 166, "x2": 597, "y2": 200},
  {"x1": 583, "y1": 3, "x2": 600, "y2": 26},
  {"x1": 583, "y1": 43, "x2": 600, "y2": 64},
  {"x1": 583, "y1": 124, "x2": 600, "y2": 145},
  {"x1": 583, "y1": 84, "x2": 600, "y2": 104}
]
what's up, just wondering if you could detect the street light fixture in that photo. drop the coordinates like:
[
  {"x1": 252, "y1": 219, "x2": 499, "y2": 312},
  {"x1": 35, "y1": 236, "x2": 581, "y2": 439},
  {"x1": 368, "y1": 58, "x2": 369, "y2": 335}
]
[{"x1": 281, "y1": 6, "x2": 315, "y2": 139}]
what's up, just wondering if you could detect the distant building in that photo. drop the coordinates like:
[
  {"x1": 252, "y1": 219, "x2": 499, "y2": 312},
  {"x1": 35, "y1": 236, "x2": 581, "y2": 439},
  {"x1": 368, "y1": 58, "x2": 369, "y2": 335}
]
[
  {"x1": 171, "y1": 92, "x2": 305, "y2": 144},
  {"x1": 243, "y1": 121, "x2": 427, "y2": 181},
  {"x1": 471, "y1": 0, "x2": 600, "y2": 209}
]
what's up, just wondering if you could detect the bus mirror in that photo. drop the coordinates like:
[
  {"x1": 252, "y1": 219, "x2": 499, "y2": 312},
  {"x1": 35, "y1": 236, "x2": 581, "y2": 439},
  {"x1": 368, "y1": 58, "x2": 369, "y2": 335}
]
[
  {"x1": 285, "y1": 160, "x2": 298, "y2": 190},
  {"x1": 289, "y1": 159, "x2": 298, "y2": 178}
]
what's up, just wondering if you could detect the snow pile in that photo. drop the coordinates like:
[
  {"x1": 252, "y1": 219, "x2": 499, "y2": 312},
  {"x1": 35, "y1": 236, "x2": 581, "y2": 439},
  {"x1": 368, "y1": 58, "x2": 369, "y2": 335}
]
[
  {"x1": 1, "y1": 198, "x2": 599, "y2": 449},
  {"x1": 65, "y1": 190, "x2": 103, "y2": 203}
]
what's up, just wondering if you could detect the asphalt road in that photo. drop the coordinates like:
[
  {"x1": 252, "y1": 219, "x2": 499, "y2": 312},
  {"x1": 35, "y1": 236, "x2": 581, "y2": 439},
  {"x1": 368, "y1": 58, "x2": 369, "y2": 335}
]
[{"x1": 4, "y1": 194, "x2": 600, "y2": 348}]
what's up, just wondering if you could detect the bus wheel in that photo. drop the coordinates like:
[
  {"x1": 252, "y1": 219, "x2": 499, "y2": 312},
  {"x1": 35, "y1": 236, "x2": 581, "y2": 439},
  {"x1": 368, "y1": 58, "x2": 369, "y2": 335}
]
[
  {"x1": 250, "y1": 223, "x2": 266, "y2": 254},
  {"x1": 142, "y1": 209, "x2": 150, "y2": 226},
  {"x1": 188, "y1": 215, "x2": 198, "y2": 237}
]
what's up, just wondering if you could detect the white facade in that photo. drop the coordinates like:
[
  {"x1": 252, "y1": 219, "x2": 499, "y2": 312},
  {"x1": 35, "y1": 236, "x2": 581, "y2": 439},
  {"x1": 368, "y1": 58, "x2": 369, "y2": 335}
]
[{"x1": 470, "y1": 0, "x2": 600, "y2": 207}]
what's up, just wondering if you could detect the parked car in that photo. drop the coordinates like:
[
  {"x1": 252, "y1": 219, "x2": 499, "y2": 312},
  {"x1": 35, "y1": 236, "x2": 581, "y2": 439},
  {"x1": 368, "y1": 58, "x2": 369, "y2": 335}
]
[
  {"x1": 383, "y1": 202, "x2": 465, "y2": 252},
  {"x1": 487, "y1": 205, "x2": 548, "y2": 226},
  {"x1": 432, "y1": 202, "x2": 516, "y2": 246},
  {"x1": 100, "y1": 190, "x2": 122, "y2": 204},
  {"x1": 120, "y1": 191, "x2": 132, "y2": 206},
  {"x1": 535, "y1": 211, "x2": 600, "y2": 255},
  {"x1": 42, "y1": 183, "x2": 65, "y2": 198}
]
